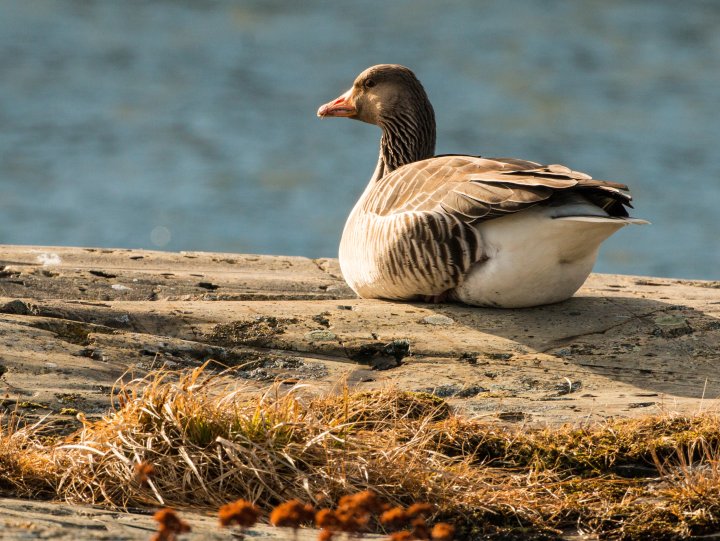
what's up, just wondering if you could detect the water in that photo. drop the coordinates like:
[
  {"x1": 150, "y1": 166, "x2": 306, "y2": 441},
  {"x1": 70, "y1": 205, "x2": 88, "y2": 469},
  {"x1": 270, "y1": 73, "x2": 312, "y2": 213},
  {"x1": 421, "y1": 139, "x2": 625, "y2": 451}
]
[{"x1": 1, "y1": 0, "x2": 718, "y2": 280}]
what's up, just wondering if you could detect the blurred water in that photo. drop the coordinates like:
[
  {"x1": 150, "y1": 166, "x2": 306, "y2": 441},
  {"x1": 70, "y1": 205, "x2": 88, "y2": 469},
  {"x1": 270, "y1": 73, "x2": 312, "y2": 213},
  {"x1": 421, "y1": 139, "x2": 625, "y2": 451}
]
[{"x1": 0, "y1": 0, "x2": 718, "y2": 279}]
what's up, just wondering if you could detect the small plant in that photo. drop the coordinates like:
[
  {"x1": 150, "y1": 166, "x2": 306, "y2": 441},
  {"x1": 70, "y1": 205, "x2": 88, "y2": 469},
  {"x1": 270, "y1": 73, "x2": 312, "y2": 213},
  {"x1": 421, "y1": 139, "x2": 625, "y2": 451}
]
[
  {"x1": 133, "y1": 461, "x2": 155, "y2": 487},
  {"x1": 218, "y1": 498, "x2": 260, "y2": 539},
  {"x1": 316, "y1": 508, "x2": 341, "y2": 529},
  {"x1": 406, "y1": 503, "x2": 434, "y2": 519},
  {"x1": 270, "y1": 499, "x2": 315, "y2": 539},
  {"x1": 317, "y1": 528, "x2": 336, "y2": 541},
  {"x1": 315, "y1": 508, "x2": 341, "y2": 540},
  {"x1": 333, "y1": 490, "x2": 385, "y2": 533},
  {"x1": 431, "y1": 523, "x2": 455, "y2": 541},
  {"x1": 380, "y1": 507, "x2": 410, "y2": 530},
  {"x1": 151, "y1": 508, "x2": 190, "y2": 541},
  {"x1": 313, "y1": 491, "x2": 452, "y2": 541}
]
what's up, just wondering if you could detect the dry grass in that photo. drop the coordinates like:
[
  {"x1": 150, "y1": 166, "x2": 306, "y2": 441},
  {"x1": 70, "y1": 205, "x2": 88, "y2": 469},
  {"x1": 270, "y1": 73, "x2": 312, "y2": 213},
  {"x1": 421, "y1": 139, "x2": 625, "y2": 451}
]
[
  {"x1": 0, "y1": 411, "x2": 60, "y2": 498},
  {"x1": 0, "y1": 363, "x2": 719, "y2": 539}
]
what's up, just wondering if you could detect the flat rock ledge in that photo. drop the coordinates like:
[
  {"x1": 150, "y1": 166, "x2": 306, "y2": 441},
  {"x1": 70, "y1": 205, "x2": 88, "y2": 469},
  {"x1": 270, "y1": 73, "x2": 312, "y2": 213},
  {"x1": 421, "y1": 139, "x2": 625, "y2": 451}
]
[{"x1": 1, "y1": 244, "x2": 719, "y2": 539}]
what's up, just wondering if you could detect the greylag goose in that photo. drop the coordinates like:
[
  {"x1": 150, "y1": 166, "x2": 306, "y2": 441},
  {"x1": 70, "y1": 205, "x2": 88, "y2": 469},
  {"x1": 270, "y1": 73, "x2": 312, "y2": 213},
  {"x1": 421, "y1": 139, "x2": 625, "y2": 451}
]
[{"x1": 317, "y1": 64, "x2": 646, "y2": 308}]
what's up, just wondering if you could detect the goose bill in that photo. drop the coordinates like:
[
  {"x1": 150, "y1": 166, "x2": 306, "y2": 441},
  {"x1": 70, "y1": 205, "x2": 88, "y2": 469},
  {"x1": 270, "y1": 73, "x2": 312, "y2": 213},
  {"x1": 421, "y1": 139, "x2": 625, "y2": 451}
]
[{"x1": 317, "y1": 89, "x2": 356, "y2": 118}]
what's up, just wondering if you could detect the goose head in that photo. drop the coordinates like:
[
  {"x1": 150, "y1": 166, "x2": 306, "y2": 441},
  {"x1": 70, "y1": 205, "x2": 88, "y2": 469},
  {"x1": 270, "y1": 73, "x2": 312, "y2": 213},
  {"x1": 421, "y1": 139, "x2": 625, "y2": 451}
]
[{"x1": 318, "y1": 64, "x2": 436, "y2": 174}]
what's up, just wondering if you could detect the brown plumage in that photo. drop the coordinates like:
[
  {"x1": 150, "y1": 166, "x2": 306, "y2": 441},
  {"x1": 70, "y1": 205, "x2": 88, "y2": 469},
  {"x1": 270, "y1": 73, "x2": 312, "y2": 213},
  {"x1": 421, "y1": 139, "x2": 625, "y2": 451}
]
[{"x1": 318, "y1": 64, "x2": 646, "y2": 308}]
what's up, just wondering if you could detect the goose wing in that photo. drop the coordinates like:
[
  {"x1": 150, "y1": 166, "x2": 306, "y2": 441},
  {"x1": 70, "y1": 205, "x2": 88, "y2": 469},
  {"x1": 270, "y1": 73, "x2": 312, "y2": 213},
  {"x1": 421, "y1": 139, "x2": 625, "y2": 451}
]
[{"x1": 365, "y1": 155, "x2": 632, "y2": 221}]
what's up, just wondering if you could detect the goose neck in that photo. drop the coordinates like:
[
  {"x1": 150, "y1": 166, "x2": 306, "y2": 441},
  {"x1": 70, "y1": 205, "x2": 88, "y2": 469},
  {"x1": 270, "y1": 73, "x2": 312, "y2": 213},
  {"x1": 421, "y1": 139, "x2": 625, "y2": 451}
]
[{"x1": 376, "y1": 101, "x2": 436, "y2": 177}]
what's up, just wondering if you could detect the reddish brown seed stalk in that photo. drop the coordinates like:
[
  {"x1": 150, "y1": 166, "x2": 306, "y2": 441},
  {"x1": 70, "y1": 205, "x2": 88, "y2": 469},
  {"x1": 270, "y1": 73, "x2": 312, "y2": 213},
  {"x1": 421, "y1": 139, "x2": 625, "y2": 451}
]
[
  {"x1": 431, "y1": 522, "x2": 455, "y2": 541},
  {"x1": 407, "y1": 503, "x2": 435, "y2": 519},
  {"x1": 270, "y1": 499, "x2": 315, "y2": 529},
  {"x1": 151, "y1": 508, "x2": 191, "y2": 541},
  {"x1": 411, "y1": 516, "x2": 431, "y2": 540},
  {"x1": 218, "y1": 499, "x2": 260, "y2": 528},
  {"x1": 315, "y1": 508, "x2": 341, "y2": 530},
  {"x1": 133, "y1": 461, "x2": 155, "y2": 487},
  {"x1": 380, "y1": 506, "x2": 411, "y2": 530}
]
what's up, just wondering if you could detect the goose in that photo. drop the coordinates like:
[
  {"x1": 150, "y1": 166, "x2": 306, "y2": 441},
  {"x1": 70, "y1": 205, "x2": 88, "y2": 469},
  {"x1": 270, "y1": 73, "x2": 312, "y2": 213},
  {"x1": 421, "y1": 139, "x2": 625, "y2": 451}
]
[{"x1": 317, "y1": 64, "x2": 646, "y2": 308}]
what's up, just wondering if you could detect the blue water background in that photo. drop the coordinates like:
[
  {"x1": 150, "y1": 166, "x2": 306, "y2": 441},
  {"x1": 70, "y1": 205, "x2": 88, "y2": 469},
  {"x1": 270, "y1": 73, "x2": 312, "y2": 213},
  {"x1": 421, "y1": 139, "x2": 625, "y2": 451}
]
[{"x1": 1, "y1": 0, "x2": 719, "y2": 279}]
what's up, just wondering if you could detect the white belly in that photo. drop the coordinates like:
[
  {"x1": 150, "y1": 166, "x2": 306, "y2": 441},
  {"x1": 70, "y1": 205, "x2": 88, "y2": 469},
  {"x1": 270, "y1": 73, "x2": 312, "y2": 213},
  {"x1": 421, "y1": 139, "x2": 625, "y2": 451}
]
[{"x1": 451, "y1": 207, "x2": 627, "y2": 308}]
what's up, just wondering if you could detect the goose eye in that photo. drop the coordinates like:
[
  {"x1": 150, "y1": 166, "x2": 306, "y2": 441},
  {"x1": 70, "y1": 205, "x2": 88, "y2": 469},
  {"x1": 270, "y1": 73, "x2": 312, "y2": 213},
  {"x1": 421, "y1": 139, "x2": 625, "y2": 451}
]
[{"x1": 365, "y1": 79, "x2": 376, "y2": 88}]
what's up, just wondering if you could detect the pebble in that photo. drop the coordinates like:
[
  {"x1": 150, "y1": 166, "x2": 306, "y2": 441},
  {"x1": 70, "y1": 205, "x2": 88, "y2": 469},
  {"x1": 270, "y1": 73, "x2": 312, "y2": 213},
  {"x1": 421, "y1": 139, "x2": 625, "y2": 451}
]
[
  {"x1": 305, "y1": 330, "x2": 336, "y2": 342},
  {"x1": 111, "y1": 284, "x2": 132, "y2": 291},
  {"x1": 36, "y1": 253, "x2": 61, "y2": 266},
  {"x1": 0, "y1": 300, "x2": 34, "y2": 315},
  {"x1": 653, "y1": 314, "x2": 687, "y2": 326},
  {"x1": 422, "y1": 314, "x2": 454, "y2": 326},
  {"x1": 420, "y1": 384, "x2": 488, "y2": 398}
]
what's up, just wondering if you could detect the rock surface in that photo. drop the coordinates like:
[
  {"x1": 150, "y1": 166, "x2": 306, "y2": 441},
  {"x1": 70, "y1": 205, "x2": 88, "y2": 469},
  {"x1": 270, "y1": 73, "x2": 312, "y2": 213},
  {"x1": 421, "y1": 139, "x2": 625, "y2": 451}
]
[
  {"x1": 0, "y1": 497, "x2": 382, "y2": 540},
  {"x1": 1, "y1": 244, "x2": 719, "y2": 539}
]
